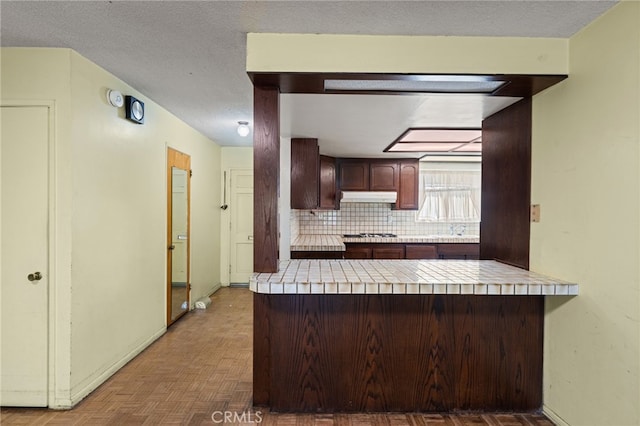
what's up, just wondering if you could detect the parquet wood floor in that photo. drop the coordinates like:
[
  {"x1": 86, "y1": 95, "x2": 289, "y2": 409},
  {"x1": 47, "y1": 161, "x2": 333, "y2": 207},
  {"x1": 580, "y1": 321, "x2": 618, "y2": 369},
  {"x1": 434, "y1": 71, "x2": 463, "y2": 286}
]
[{"x1": 1, "y1": 288, "x2": 554, "y2": 425}]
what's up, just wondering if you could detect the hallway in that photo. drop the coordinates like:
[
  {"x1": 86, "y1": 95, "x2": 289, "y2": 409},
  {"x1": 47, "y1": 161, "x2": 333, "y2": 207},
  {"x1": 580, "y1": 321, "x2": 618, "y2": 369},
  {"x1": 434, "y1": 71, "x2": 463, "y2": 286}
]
[{"x1": 1, "y1": 288, "x2": 554, "y2": 425}]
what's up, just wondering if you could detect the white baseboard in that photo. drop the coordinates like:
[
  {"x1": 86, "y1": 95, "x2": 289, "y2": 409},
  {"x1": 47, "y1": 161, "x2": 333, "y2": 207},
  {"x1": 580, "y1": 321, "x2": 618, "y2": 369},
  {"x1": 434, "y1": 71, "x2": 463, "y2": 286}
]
[
  {"x1": 208, "y1": 282, "x2": 222, "y2": 295},
  {"x1": 543, "y1": 404, "x2": 570, "y2": 426},
  {"x1": 68, "y1": 326, "x2": 166, "y2": 407}
]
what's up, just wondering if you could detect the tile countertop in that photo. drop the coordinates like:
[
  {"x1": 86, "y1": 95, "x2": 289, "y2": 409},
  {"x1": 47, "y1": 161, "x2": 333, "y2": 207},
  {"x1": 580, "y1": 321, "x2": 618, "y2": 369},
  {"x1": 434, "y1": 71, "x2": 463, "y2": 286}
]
[
  {"x1": 250, "y1": 259, "x2": 578, "y2": 296},
  {"x1": 290, "y1": 234, "x2": 480, "y2": 251}
]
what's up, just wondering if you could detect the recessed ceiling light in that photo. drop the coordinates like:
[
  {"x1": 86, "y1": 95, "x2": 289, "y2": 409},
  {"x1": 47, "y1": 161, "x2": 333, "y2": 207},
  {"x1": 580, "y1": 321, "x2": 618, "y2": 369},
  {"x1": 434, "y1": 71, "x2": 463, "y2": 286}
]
[
  {"x1": 324, "y1": 77, "x2": 507, "y2": 94},
  {"x1": 385, "y1": 128, "x2": 482, "y2": 155}
]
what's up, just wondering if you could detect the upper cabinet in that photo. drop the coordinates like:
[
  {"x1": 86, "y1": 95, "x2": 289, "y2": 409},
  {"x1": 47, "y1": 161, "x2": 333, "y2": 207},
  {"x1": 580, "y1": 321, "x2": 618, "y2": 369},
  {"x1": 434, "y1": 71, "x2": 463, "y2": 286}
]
[
  {"x1": 337, "y1": 158, "x2": 419, "y2": 210},
  {"x1": 370, "y1": 161, "x2": 399, "y2": 191},
  {"x1": 291, "y1": 138, "x2": 320, "y2": 209},
  {"x1": 291, "y1": 145, "x2": 419, "y2": 211},
  {"x1": 291, "y1": 138, "x2": 338, "y2": 210},
  {"x1": 397, "y1": 160, "x2": 419, "y2": 210},
  {"x1": 338, "y1": 160, "x2": 369, "y2": 191},
  {"x1": 319, "y1": 155, "x2": 338, "y2": 209}
]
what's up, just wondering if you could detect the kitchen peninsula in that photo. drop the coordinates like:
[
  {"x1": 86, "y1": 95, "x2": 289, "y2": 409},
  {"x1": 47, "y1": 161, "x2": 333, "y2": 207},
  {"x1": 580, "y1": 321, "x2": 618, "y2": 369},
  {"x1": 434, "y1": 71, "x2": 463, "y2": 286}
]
[{"x1": 251, "y1": 259, "x2": 577, "y2": 412}]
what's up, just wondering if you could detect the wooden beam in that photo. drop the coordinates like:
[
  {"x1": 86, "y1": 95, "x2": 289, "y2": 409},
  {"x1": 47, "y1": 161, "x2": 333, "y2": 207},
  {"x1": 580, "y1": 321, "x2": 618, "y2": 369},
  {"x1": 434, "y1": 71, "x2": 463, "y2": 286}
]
[{"x1": 253, "y1": 86, "x2": 280, "y2": 272}]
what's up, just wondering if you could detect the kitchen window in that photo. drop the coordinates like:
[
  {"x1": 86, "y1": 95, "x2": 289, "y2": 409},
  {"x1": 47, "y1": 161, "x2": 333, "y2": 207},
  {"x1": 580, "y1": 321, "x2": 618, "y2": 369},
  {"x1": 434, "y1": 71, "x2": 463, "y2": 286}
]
[{"x1": 416, "y1": 163, "x2": 481, "y2": 223}]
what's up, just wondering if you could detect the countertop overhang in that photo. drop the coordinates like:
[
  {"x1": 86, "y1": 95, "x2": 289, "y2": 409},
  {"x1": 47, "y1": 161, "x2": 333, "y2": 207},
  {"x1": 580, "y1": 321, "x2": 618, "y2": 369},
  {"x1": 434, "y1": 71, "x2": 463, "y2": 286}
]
[{"x1": 250, "y1": 259, "x2": 578, "y2": 296}]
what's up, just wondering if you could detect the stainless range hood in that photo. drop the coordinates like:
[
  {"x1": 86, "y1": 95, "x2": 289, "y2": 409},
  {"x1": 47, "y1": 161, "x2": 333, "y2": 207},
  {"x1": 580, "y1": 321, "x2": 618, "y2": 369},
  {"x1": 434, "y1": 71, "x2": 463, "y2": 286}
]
[{"x1": 340, "y1": 191, "x2": 398, "y2": 203}]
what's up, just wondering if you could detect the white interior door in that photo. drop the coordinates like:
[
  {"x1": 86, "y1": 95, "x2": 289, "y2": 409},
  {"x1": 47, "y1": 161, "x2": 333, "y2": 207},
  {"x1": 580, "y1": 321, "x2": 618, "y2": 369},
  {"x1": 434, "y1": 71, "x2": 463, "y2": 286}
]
[
  {"x1": 229, "y1": 169, "x2": 253, "y2": 283},
  {"x1": 1, "y1": 105, "x2": 49, "y2": 406}
]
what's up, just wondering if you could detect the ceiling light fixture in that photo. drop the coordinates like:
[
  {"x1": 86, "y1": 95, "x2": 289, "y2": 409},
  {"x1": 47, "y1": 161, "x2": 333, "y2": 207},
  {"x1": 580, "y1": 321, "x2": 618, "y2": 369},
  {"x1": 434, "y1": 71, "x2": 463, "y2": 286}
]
[
  {"x1": 237, "y1": 121, "x2": 250, "y2": 137},
  {"x1": 324, "y1": 77, "x2": 507, "y2": 94},
  {"x1": 384, "y1": 128, "x2": 482, "y2": 155}
]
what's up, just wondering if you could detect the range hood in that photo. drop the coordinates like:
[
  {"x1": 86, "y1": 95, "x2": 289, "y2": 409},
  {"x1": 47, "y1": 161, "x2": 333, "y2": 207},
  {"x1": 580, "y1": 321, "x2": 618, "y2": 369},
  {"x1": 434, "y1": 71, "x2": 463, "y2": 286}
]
[{"x1": 340, "y1": 191, "x2": 398, "y2": 203}]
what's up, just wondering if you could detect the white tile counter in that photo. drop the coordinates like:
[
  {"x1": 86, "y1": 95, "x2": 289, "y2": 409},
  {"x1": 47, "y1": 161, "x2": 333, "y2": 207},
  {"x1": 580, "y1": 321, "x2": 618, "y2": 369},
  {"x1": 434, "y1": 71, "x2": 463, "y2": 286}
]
[
  {"x1": 291, "y1": 234, "x2": 479, "y2": 251},
  {"x1": 250, "y1": 259, "x2": 578, "y2": 296},
  {"x1": 341, "y1": 235, "x2": 480, "y2": 244},
  {"x1": 290, "y1": 234, "x2": 345, "y2": 251}
]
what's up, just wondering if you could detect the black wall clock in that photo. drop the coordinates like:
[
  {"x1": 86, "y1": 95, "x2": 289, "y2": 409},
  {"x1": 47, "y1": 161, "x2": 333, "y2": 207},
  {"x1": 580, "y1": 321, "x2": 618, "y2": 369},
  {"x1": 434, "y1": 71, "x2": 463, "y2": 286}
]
[{"x1": 125, "y1": 96, "x2": 145, "y2": 124}]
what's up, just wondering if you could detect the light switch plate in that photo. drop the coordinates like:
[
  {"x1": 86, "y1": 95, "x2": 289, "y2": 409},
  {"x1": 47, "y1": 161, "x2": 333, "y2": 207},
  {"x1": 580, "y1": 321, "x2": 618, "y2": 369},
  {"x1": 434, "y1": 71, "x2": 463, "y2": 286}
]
[{"x1": 531, "y1": 204, "x2": 541, "y2": 222}]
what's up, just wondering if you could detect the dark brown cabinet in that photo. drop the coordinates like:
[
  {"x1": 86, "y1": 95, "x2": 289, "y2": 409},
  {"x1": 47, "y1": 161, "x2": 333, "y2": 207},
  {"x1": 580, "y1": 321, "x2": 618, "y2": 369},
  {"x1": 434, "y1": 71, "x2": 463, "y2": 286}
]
[
  {"x1": 405, "y1": 244, "x2": 438, "y2": 259},
  {"x1": 291, "y1": 251, "x2": 343, "y2": 259},
  {"x1": 344, "y1": 245, "x2": 372, "y2": 259},
  {"x1": 346, "y1": 243, "x2": 479, "y2": 260},
  {"x1": 338, "y1": 161, "x2": 369, "y2": 191},
  {"x1": 291, "y1": 138, "x2": 319, "y2": 209},
  {"x1": 291, "y1": 139, "x2": 337, "y2": 210},
  {"x1": 319, "y1": 155, "x2": 337, "y2": 209},
  {"x1": 372, "y1": 244, "x2": 405, "y2": 259},
  {"x1": 369, "y1": 161, "x2": 399, "y2": 191},
  {"x1": 397, "y1": 160, "x2": 419, "y2": 210},
  {"x1": 337, "y1": 158, "x2": 419, "y2": 210}
]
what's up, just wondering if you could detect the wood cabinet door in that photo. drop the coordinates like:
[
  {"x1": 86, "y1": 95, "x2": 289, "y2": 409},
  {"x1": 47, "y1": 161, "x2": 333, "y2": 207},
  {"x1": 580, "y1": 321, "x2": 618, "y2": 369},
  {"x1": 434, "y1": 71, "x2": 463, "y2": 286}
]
[
  {"x1": 291, "y1": 138, "x2": 319, "y2": 209},
  {"x1": 319, "y1": 155, "x2": 337, "y2": 209},
  {"x1": 405, "y1": 244, "x2": 438, "y2": 259},
  {"x1": 437, "y1": 243, "x2": 480, "y2": 259},
  {"x1": 339, "y1": 160, "x2": 369, "y2": 191},
  {"x1": 344, "y1": 245, "x2": 372, "y2": 259},
  {"x1": 397, "y1": 160, "x2": 419, "y2": 210},
  {"x1": 369, "y1": 161, "x2": 399, "y2": 191},
  {"x1": 372, "y1": 244, "x2": 405, "y2": 259}
]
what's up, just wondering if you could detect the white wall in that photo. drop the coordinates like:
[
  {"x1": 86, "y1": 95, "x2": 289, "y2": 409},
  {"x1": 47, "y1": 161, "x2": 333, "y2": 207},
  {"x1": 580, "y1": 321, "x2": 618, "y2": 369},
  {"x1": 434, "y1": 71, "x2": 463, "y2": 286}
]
[
  {"x1": 220, "y1": 147, "x2": 253, "y2": 285},
  {"x1": 2, "y1": 47, "x2": 223, "y2": 407},
  {"x1": 531, "y1": 3, "x2": 639, "y2": 425}
]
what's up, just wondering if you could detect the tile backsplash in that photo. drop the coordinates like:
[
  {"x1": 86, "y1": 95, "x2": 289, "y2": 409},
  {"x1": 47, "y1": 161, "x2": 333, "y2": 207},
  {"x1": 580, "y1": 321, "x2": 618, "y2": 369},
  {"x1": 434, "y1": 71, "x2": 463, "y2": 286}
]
[{"x1": 292, "y1": 203, "x2": 480, "y2": 237}]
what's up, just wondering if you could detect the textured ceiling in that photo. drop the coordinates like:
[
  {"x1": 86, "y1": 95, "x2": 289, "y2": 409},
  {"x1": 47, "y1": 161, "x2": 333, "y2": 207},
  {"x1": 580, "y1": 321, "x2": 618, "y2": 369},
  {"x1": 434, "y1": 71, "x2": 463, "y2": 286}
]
[{"x1": 1, "y1": 0, "x2": 617, "y2": 155}]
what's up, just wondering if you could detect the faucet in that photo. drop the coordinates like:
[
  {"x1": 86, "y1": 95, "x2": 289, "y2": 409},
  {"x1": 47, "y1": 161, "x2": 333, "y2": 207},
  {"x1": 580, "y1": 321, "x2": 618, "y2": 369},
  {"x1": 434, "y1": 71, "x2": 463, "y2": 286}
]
[{"x1": 449, "y1": 224, "x2": 466, "y2": 236}]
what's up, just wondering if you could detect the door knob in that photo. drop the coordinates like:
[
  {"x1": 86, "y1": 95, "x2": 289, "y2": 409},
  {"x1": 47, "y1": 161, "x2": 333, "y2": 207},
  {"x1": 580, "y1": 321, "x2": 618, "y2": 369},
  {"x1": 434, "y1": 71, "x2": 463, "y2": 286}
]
[
  {"x1": 27, "y1": 272, "x2": 42, "y2": 282},
  {"x1": 248, "y1": 236, "x2": 254, "y2": 241},
  {"x1": 168, "y1": 245, "x2": 175, "y2": 250}
]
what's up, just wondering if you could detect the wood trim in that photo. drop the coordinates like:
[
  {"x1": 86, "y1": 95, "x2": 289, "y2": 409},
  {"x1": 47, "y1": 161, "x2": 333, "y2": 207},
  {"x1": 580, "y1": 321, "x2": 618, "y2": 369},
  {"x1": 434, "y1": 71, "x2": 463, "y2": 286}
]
[
  {"x1": 253, "y1": 86, "x2": 280, "y2": 273},
  {"x1": 480, "y1": 98, "x2": 532, "y2": 269},
  {"x1": 167, "y1": 147, "x2": 191, "y2": 326},
  {"x1": 248, "y1": 72, "x2": 567, "y2": 97}
]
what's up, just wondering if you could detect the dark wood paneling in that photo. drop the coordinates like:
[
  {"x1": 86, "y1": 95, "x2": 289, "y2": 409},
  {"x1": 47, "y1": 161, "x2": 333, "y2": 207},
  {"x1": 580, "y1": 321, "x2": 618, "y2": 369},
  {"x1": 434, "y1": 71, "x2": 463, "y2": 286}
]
[
  {"x1": 481, "y1": 98, "x2": 532, "y2": 270},
  {"x1": 397, "y1": 159, "x2": 420, "y2": 210},
  {"x1": 369, "y1": 161, "x2": 399, "y2": 191},
  {"x1": 291, "y1": 138, "x2": 319, "y2": 209},
  {"x1": 248, "y1": 72, "x2": 567, "y2": 98},
  {"x1": 253, "y1": 86, "x2": 280, "y2": 272},
  {"x1": 319, "y1": 155, "x2": 338, "y2": 209},
  {"x1": 253, "y1": 293, "x2": 271, "y2": 405},
  {"x1": 291, "y1": 251, "x2": 344, "y2": 259},
  {"x1": 256, "y1": 294, "x2": 543, "y2": 412},
  {"x1": 338, "y1": 160, "x2": 369, "y2": 191}
]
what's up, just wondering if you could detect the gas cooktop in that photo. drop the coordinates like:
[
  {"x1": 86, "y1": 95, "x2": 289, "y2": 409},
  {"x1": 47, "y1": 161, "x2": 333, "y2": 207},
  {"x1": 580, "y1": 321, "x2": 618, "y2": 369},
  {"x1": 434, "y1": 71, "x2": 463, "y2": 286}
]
[{"x1": 343, "y1": 233, "x2": 397, "y2": 238}]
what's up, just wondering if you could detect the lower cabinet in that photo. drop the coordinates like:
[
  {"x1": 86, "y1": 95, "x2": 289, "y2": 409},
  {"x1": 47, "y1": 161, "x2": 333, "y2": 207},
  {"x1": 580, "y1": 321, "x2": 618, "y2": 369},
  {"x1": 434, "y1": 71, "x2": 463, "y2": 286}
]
[
  {"x1": 345, "y1": 243, "x2": 479, "y2": 260},
  {"x1": 291, "y1": 251, "x2": 344, "y2": 259},
  {"x1": 372, "y1": 244, "x2": 405, "y2": 259}
]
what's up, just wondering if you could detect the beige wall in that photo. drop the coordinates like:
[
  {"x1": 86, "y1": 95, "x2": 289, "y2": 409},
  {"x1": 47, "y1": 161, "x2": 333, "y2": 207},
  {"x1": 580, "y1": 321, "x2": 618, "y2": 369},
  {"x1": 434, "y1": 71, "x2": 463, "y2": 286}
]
[
  {"x1": 247, "y1": 33, "x2": 568, "y2": 75},
  {"x1": 531, "y1": 2, "x2": 639, "y2": 425},
  {"x1": 2, "y1": 48, "x2": 223, "y2": 407},
  {"x1": 220, "y1": 147, "x2": 253, "y2": 285}
]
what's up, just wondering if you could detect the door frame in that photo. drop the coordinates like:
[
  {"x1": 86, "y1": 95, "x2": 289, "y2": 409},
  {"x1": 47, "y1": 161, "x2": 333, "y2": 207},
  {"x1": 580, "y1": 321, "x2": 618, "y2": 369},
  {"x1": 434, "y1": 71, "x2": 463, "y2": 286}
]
[
  {"x1": 166, "y1": 147, "x2": 191, "y2": 326},
  {"x1": 1, "y1": 100, "x2": 60, "y2": 407},
  {"x1": 220, "y1": 168, "x2": 253, "y2": 286}
]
